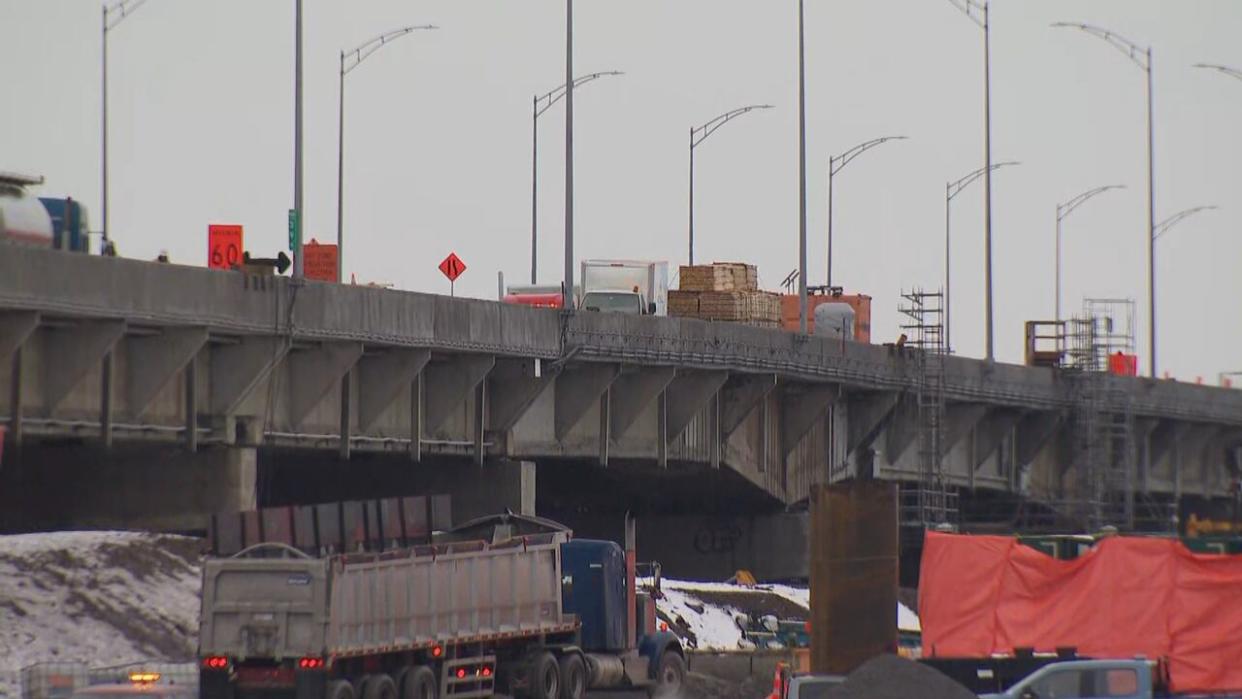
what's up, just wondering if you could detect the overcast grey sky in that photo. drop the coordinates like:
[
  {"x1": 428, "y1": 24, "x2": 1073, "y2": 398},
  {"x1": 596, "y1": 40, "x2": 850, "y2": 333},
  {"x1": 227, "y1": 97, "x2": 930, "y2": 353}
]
[{"x1": 4, "y1": 1, "x2": 1240, "y2": 379}]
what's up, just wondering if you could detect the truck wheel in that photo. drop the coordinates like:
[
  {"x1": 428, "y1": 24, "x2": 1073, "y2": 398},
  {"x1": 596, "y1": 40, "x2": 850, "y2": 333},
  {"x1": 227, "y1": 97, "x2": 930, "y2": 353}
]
[
  {"x1": 363, "y1": 674, "x2": 397, "y2": 699},
  {"x1": 401, "y1": 666, "x2": 437, "y2": 699},
  {"x1": 651, "y1": 651, "x2": 686, "y2": 698},
  {"x1": 557, "y1": 654, "x2": 586, "y2": 699},
  {"x1": 528, "y1": 652, "x2": 560, "y2": 699},
  {"x1": 328, "y1": 680, "x2": 355, "y2": 699}
]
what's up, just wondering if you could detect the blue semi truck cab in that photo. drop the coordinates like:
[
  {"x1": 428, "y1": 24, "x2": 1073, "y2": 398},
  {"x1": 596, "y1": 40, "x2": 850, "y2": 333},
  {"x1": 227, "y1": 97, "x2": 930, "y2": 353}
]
[{"x1": 560, "y1": 538, "x2": 686, "y2": 692}]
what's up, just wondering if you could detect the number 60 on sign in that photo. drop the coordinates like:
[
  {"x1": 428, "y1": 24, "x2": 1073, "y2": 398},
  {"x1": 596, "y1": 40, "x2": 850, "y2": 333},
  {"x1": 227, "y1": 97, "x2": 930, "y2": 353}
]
[{"x1": 208, "y1": 224, "x2": 244, "y2": 270}]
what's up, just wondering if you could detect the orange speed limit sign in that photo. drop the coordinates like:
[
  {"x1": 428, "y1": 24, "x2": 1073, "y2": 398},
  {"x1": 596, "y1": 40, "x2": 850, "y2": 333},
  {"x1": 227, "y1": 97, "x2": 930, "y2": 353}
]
[{"x1": 208, "y1": 224, "x2": 244, "y2": 269}]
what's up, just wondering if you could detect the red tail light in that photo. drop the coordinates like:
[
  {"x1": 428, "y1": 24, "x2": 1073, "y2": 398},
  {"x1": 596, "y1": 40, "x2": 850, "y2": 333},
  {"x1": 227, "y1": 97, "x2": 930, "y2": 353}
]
[
  {"x1": 431, "y1": 645, "x2": 443, "y2": 658},
  {"x1": 455, "y1": 668, "x2": 467, "y2": 679},
  {"x1": 202, "y1": 657, "x2": 229, "y2": 670},
  {"x1": 481, "y1": 666, "x2": 493, "y2": 678},
  {"x1": 298, "y1": 658, "x2": 325, "y2": 670}
]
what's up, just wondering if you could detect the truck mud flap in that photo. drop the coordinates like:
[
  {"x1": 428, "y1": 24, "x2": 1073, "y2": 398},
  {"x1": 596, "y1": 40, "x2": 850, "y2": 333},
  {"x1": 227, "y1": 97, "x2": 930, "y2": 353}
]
[
  {"x1": 200, "y1": 669, "x2": 233, "y2": 699},
  {"x1": 295, "y1": 670, "x2": 328, "y2": 699}
]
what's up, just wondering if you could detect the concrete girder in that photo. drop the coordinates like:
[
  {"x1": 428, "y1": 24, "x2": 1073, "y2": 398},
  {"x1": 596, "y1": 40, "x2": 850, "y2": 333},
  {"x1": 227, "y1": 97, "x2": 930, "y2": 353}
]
[
  {"x1": 944, "y1": 403, "x2": 990, "y2": 456},
  {"x1": 554, "y1": 363, "x2": 618, "y2": 442},
  {"x1": 664, "y1": 370, "x2": 729, "y2": 444},
  {"x1": 846, "y1": 391, "x2": 900, "y2": 457},
  {"x1": 209, "y1": 336, "x2": 290, "y2": 416},
  {"x1": 720, "y1": 373, "x2": 779, "y2": 440},
  {"x1": 1015, "y1": 410, "x2": 1064, "y2": 467},
  {"x1": 781, "y1": 383, "x2": 839, "y2": 460},
  {"x1": 488, "y1": 358, "x2": 556, "y2": 433},
  {"x1": 609, "y1": 366, "x2": 676, "y2": 441},
  {"x1": 0, "y1": 311, "x2": 39, "y2": 365},
  {"x1": 356, "y1": 348, "x2": 431, "y2": 431},
  {"x1": 124, "y1": 326, "x2": 209, "y2": 420},
  {"x1": 883, "y1": 396, "x2": 919, "y2": 464},
  {"x1": 43, "y1": 320, "x2": 127, "y2": 414},
  {"x1": 285, "y1": 342, "x2": 364, "y2": 429},
  {"x1": 423, "y1": 354, "x2": 496, "y2": 434},
  {"x1": 1149, "y1": 421, "x2": 1194, "y2": 477},
  {"x1": 972, "y1": 409, "x2": 1024, "y2": 472}
]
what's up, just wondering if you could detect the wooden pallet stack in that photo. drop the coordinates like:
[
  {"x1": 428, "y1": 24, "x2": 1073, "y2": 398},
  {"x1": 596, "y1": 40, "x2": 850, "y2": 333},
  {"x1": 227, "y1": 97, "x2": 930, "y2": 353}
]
[{"x1": 670, "y1": 262, "x2": 781, "y2": 328}]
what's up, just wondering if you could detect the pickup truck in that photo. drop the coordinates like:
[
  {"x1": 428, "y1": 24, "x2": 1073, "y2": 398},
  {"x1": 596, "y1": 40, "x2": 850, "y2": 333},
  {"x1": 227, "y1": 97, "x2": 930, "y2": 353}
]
[{"x1": 977, "y1": 659, "x2": 1206, "y2": 699}]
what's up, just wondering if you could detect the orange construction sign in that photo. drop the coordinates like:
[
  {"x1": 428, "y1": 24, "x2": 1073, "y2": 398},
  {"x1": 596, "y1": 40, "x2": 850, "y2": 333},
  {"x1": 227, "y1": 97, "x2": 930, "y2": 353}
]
[
  {"x1": 303, "y1": 239, "x2": 339, "y2": 283},
  {"x1": 208, "y1": 224, "x2": 243, "y2": 270}
]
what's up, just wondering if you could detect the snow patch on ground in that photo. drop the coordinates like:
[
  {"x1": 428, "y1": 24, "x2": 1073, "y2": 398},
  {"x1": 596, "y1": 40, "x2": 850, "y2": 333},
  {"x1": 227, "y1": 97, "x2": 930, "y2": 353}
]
[
  {"x1": 643, "y1": 578, "x2": 920, "y2": 651},
  {"x1": 0, "y1": 531, "x2": 203, "y2": 699}
]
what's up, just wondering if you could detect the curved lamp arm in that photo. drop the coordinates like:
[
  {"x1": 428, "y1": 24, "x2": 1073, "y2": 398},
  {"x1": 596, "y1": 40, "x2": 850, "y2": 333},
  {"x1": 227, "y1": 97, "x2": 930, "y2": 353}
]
[
  {"x1": 691, "y1": 104, "x2": 774, "y2": 149},
  {"x1": 343, "y1": 26, "x2": 438, "y2": 76},
  {"x1": 948, "y1": 161, "x2": 1019, "y2": 200},
  {"x1": 1194, "y1": 63, "x2": 1242, "y2": 83},
  {"x1": 536, "y1": 71, "x2": 624, "y2": 118},
  {"x1": 104, "y1": 0, "x2": 151, "y2": 31},
  {"x1": 1057, "y1": 184, "x2": 1126, "y2": 222},
  {"x1": 1052, "y1": 22, "x2": 1149, "y2": 72},
  {"x1": 830, "y1": 136, "x2": 907, "y2": 176},
  {"x1": 1153, "y1": 206, "x2": 1217, "y2": 241}
]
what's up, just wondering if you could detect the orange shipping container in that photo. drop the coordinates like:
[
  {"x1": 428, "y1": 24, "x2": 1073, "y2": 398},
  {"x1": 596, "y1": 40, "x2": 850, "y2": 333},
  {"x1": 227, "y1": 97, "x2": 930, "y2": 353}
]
[{"x1": 781, "y1": 291, "x2": 872, "y2": 343}]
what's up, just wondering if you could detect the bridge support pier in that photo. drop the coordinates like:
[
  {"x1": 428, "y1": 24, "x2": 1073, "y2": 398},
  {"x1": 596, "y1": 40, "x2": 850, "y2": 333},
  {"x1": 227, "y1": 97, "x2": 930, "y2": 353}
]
[{"x1": 0, "y1": 443, "x2": 256, "y2": 533}]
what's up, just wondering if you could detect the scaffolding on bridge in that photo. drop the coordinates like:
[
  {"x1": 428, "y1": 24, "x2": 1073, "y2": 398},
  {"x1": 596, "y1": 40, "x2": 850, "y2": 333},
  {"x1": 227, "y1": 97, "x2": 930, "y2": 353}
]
[
  {"x1": 898, "y1": 288, "x2": 957, "y2": 530},
  {"x1": 1062, "y1": 298, "x2": 1150, "y2": 532}
]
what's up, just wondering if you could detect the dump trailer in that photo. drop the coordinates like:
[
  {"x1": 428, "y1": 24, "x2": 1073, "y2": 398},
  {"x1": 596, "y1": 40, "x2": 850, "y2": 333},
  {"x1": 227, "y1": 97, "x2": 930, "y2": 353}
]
[{"x1": 199, "y1": 512, "x2": 685, "y2": 699}]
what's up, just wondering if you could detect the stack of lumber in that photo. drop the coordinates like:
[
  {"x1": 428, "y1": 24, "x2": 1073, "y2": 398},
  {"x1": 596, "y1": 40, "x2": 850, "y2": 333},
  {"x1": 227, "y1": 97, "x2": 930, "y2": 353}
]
[
  {"x1": 670, "y1": 262, "x2": 780, "y2": 328},
  {"x1": 678, "y1": 262, "x2": 759, "y2": 292}
]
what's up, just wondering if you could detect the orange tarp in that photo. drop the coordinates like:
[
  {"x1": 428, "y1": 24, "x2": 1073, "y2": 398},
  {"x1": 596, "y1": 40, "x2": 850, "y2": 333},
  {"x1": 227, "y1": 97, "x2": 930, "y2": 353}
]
[{"x1": 919, "y1": 531, "x2": 1242, "y2": 693}]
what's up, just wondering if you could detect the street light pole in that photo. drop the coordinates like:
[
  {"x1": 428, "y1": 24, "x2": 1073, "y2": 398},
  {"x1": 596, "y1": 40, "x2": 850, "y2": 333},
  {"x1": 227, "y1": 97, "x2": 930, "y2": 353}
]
[
  {"x1": 293, "y1": 0, "x2": 304, "y2": 278},
  {"x1": 825, "y1": 135, "x2": 906, "y2": 287},
  {"x1": 688, "y1": 104, "x2": 774, "y2": 265},
  {"x1": 531, "y1": 71, "x2": 622, "y2": 285},
  {"x1": 945, "y1": 161, "x2": 1017, "y2": 354},
  {"x1": 1054, "y1": 22, "x2": 1155, "y2": 376},
  {"x1": 102, "y1": 0, "x2": 152, "y2": 252},
  {"x1": 797, "y1": 0, "x2": 808, "y2": 334},
  {"x1": 337, "y1": 26, "x2": 437, "y2": 283},
  {"x1": 563, "y1": 0, "x2": 574, "y2": 311},
  {"x1": 1055, "y1": 184, "x2": 1125, "y2": 321},
  {"x1": 946, "y1": 0, "x2": 994, "y2": 360}
]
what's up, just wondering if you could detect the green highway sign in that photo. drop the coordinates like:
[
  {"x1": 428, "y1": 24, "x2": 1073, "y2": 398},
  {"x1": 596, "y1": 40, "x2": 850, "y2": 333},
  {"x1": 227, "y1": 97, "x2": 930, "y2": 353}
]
[{"x1": 287, "y1": 209, "x2": 301, "y2": 252}]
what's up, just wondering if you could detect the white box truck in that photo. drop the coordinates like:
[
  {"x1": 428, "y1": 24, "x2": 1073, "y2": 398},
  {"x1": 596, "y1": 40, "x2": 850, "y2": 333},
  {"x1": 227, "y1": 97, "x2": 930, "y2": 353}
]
[{"x1": 578, "y1": 260, "x2": 668, "y2": 316}]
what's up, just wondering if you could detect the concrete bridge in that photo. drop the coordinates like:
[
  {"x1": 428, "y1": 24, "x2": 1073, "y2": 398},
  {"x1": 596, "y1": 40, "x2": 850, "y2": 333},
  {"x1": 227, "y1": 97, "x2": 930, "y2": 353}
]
[{"x1": 2, "y1": 246, "x2": 1240, "y2": 576}]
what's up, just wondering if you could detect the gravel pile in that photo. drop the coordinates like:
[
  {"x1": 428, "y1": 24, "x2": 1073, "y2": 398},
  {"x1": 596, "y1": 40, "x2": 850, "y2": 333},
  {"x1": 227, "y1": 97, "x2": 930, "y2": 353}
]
[{"x1": 824, "y1": 654, "x2": 975, "y2": 699}]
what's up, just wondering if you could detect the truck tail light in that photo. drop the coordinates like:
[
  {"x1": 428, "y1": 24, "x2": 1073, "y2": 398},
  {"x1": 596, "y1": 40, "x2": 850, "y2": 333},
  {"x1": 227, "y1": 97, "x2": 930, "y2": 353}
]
[
  {"x1": 298, "y1": 658, "x2": 325, "y2": 670},
  {"x1": 431, "y1": 645, "x2": 443, "y2": 658},
  {"x1": 480, "y1": 666, "x2": 493, "y2": 678},
  {"x1": 202, "y1": 657, "x2": 229, "y2": 670},
  {"x1": 455, "y1": 668, "x2": 467, "y2": 679}
]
